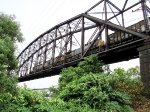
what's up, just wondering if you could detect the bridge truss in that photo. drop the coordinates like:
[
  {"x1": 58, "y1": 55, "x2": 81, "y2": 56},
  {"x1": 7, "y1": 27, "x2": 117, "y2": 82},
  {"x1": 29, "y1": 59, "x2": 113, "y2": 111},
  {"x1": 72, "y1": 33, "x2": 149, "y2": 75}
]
[{"x1": 18, "y1": 0, "x2": 150, "y2": 81}]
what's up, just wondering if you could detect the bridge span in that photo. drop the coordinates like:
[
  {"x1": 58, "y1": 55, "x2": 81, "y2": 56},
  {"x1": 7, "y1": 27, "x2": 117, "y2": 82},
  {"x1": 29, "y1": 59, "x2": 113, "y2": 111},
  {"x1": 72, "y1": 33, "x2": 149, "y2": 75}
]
[{"x1": 17, "y1": 0, "x2": 150, "y2": 87}]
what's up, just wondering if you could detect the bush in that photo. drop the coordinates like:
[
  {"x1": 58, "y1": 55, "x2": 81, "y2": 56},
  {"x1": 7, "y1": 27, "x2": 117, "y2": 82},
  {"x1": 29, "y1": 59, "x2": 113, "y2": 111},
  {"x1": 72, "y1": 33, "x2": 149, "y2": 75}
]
[{"x1": 56, "y1": 55, "x2": 133, "y2": 111}]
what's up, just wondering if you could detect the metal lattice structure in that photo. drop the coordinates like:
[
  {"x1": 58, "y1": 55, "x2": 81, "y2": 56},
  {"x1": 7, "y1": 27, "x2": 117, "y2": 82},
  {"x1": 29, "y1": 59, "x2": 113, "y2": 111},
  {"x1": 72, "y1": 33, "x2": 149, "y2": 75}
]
[{"x1": 18, "y1": 0, "x2": 150, "y2": 82}]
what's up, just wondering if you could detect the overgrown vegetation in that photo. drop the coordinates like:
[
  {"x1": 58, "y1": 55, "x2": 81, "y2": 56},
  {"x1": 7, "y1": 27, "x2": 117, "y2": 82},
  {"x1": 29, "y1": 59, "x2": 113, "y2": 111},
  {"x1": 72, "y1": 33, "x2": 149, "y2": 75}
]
[
  {"x1": 49, "y1": 55, "x2": 150, "y2": 112},
  {"x1": 0, "y1": 13, "x2": 150, "y2": 112}
]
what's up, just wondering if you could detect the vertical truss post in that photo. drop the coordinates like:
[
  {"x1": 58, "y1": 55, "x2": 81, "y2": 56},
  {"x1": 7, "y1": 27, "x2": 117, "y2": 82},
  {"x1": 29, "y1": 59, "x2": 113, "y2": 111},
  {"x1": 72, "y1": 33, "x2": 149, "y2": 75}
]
[
  {"x1": 35, "y1": 39, "x2": 41, "y2": 71},
  {"x1": 81, "y1": 16, "x2": 85, "y2": 56},
  {"x1": 28, "y1": 47, "x2": 33, "y2": 73},
  {"x1": 99, "y1": 26, "x2": 102, "y2": 40},
  {"x1": 65, "y1": 26, "x2": 68, "y2": 54},
  {"x1": 70, "y1": 35, "x2": 72, "y2": 52},
  {"x1": 69, "y1": 24, "x2": 72, "y2": 52},
  {"x1": 25, "y1": 62, "x2": 28, "y2": 76},
  {"x1": 52, "y1": 29, "x2": 57, "y2": 65},
  {"x1": 104, "y1": 0, "x2": 107, "y2": 21},
  {"x1": 105, "y1": 26, "x2": 109, "y2": 49},
  {"x1": 121, "y1": 14, "x2": 125, "y2": 27},
  {"x1": 37, "y1": 40, "x2": 41, "y2": 64},
  {"x1": 104, "y1": 0, "x2": 109, "y2": 49},
  {"x1": 29, "y1": 55, "x2": 34, "y2": 74},
  {"x1": 122, "y1": 0, "x2": 128, "y2": 27},
  {"x1": 141, "y1": 0, "x2": 150, "y2": 32},
  {"x1": 121, "y1": 13, "x2": 126, "y2": 39},
  {"x1": 60, "y1": 37, "x2": 63, "y2": 56},
  {"x1": 43, "y1": 34, "x2": 49, "y2": 68}
]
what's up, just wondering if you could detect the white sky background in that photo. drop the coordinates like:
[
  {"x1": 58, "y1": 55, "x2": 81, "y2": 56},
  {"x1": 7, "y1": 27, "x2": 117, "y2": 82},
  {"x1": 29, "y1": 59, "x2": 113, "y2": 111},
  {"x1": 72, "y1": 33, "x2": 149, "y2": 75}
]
[{"x1": 1, "y1": 0, "x2": 148, "y2": 89}]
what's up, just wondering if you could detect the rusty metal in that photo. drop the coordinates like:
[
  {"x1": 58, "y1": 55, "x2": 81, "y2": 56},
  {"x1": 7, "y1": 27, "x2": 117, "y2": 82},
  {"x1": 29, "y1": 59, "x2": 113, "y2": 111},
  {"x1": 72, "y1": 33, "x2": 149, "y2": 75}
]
[
  {"x1": 17, "y1": 0, "x2": 150, "y2": 81},
  {"x1": 141, "y1": 0, "x2": 150, "y2": 32}
]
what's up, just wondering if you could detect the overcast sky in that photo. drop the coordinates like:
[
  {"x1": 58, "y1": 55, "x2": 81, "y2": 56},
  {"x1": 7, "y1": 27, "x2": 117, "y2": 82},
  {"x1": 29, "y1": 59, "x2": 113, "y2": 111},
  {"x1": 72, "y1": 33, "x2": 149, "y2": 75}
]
[
  {"x1": 0, "y1": 0, "x2": 100, "y2": 52},
  {"x1": 1, "y1": 0, "x2": 148, "y2": 89}
]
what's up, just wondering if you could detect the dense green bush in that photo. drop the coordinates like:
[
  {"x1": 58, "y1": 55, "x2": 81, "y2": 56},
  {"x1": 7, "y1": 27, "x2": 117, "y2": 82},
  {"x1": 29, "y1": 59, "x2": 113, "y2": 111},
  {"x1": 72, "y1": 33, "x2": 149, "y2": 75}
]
[
  {"x1": 110, "y1": 67, "x2": 142, "y2": 95},
  {"x1": 55, "y1": 55, "x2": 133, "y2": 112},
  {"x1": 111, "y1": 67, "x2": 150, "y2": 111}
]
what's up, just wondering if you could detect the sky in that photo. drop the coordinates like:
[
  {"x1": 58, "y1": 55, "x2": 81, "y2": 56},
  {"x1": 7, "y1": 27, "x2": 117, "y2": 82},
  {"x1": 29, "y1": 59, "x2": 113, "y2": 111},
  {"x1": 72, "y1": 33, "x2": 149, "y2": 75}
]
[
  {"x1": 0, "y1": 0, "x2": 99, "y2": 53},
  {"x1": 0, "y1": 0, "x2": 148, "y2": 89}
]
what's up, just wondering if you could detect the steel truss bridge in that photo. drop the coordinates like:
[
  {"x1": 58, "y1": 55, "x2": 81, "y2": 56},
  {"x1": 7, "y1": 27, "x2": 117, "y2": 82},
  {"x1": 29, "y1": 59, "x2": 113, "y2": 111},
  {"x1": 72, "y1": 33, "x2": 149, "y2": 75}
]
[{"x1": 18, "y1": 0, "x2": 150, "y2": 82}]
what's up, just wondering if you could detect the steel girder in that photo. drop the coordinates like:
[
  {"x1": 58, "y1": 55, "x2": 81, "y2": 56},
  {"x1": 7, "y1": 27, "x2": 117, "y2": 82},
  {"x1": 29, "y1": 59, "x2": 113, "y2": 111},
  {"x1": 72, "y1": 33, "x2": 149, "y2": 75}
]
[{"x1": 17, "y1": 0, "x2": 150, "y2": 80}]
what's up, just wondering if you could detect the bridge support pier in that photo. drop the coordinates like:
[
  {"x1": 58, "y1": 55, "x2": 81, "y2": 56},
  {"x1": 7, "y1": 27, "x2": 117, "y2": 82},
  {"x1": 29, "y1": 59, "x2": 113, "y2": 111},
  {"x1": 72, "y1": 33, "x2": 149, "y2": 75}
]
[{"x1": 138, "y1": 38, "x2": 150, "y2": 88}]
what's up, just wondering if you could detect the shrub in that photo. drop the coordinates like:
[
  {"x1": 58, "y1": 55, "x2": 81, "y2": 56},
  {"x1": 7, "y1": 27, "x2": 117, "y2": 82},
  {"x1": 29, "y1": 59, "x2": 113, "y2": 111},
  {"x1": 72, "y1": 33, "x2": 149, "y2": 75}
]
[{"x1": 56, "y1": 55, "x2": 133, "y2": 111}]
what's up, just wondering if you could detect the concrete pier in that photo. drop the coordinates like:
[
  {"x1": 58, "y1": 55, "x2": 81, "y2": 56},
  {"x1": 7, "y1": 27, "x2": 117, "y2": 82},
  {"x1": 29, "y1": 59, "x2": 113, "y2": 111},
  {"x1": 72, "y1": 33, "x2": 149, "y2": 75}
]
[{"x1": 138, "y1": 39, "x2": 150, "y2": 88}]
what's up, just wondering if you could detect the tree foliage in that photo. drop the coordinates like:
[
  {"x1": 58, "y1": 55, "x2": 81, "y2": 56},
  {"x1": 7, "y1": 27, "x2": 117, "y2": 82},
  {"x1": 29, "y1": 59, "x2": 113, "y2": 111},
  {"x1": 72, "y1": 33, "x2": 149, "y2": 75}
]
[
  {"x1": 59, "y1": 55, "x2": 103, "y2": 90},
  {"x1": 0, "y1": 13, "x2": 23, "y2": 111},
  {"x1": 54, "y1": 55, "x2": 134, "y2": 111},
  {"x1": 0, "y1": 13, "x2": 23, "y2": 42},
  {"x1": 0, "y1": 13, "x2": 23, "y2": 73}
]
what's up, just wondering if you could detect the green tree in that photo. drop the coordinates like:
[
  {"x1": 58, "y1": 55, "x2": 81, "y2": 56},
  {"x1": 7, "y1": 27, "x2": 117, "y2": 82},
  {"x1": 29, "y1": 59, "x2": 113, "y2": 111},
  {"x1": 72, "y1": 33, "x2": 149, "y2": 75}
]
[
  {"x1": 112, "y1": 67, "x2": 150, "y2": 111},
  {"x1": 0, "y1": 13, "x2": 23, "y2": 111},
  {"x1": 127, "y1": 66, "x2": 140, "y2": 78},
  {"x1": 0, "y1": 13, "x2": 23, "y2": 42},
  {"x1": 59, "y1": 55, "x2": 103, "y2": 90},
  {"x1": 112, "y1": 67, "x2": 143, "y2": 95},
  {"x1": 54, "y1": 55, "x2": 133, "y2": 112},
  {"x1": 0, "y1": 13, "x2": 23, "y2": 73}
]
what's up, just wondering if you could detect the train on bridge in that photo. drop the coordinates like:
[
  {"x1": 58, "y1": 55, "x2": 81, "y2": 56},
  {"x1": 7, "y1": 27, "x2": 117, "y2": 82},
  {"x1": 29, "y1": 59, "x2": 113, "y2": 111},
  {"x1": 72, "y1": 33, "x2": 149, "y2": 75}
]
[{"x1": 31, "y1": 18, "x2": 147, "y2": 74}]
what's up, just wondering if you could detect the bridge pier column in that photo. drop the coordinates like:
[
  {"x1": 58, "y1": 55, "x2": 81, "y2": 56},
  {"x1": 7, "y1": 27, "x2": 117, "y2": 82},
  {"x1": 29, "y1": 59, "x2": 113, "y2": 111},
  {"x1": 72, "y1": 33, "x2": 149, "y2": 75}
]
[{"x1": 138, "y1": 38, "x2": 150, "y2": 88}]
